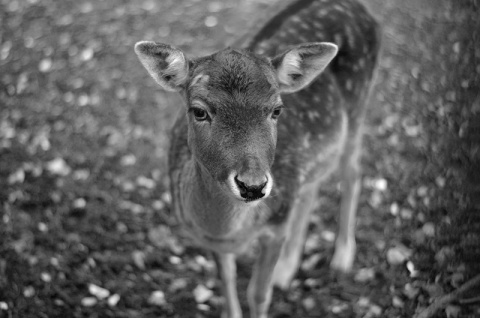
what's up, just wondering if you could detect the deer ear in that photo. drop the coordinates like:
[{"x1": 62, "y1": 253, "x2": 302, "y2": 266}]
[
  {"x1": 272, "y1": 42, "x2": 338, "y2": 94},
  {"x1": 134, "y1": 41, "x2": 189, "y2": 92}
]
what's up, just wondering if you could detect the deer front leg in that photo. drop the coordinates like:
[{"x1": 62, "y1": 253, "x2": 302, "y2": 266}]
[
  {"x1": 248, "y1": 235, "x2": 284, "y2": 318},
  {"x1": 330, "y1": 137, "x2": 361, "y2": 272},
  {"x1": 214, "y1": 253, "x2": 242, "y2": 318}
]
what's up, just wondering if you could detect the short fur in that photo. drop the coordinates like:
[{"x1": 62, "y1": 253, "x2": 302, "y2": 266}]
[{"x1": 135, "y1": 0, "x2": 381, "y2": 317}]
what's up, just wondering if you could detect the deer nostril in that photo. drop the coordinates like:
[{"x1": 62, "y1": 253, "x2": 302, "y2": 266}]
[{"x1": 234, "y1": 175, "x2": 267, "y2": 201}]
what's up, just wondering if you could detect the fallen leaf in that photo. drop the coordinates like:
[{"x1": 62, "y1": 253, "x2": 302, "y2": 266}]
[
  {"x1": 120, "y1": 154, "x2": 136, "y2": 166},
  {"x1": 321, "y1": 230, "x2": 335, "y2": 243},
  {"x1": 119, "y1": 200, "x2": 144, "y2": 214},
  {"x1": 23, "y1": 286, "x2": 35, "y2": 298},
  {"x1": 445, "y1": 305, "x2": 461, "y2": 318},
  {"x1": 304, "y1": 233, "x2": 322, "y2": 254},
  {"x1": 413, "y1": 229, "x2": 426, "y2": 245},
  {"x1": 46, "y1": 158, "x2": 71, "y2": 176},
  {"x1": 435, "y1": 247, "x2": 455, "y2": 266},
  {"x1": 374, "y1": 178, "x2": 388, "y2": 191},
  {"x1": 169, "y1": 256, "x2": 181, "y2": 265},
  {"x1": 39, "y1": 58, "x2": 52, "y2": 72},
  {"x1": 73, "y1": 198, "x2": 86, "y2": 209},
  {"x1": 392, "y1": 295, "x2": 404, "y2": 308},
  {"x1": 197, "y1": 303, "x2": 210, "y2": 312},
  {"x1": 369, "y1": 190, "x2": 383, "y2": 208},
  {"x1": 364, "y1": 304, "x2": 382, "y2": 318},
  {"x1": 136, "y1": 176, "x2": 156, "y2": 189},
  {"x1": 161, "y1": 192, "x2": 171, "y2": 204},
  {"x1": 387, "y1": 245, "x2": 412, "y2": 265},
  {"x1": 107, "y1": 294, "x2": 120, "y2": 307},
  {"x1": 169, "y1": 278, "x2": 188, "y2": 293},
  {"x1": 357, "y1": 296, "x2": 370, "y2": 308},
  {"x1": 81, "y1": 297, "x2": 97, "y2": 307},
  {"x1": 8, "y1": 168, "x2": 25, "y2": 184},
  {"x1": 422, "y1": 222, "x2": 435, "y2": 237},
  {"x1": 152, "y1": 200, "x2": 165, "y2": 211},
  {"x1": 423, "y1": 283, "x2": 444, "y2": 298},
  {"x1": 400, "y1": 208, "x2": 413, "y2": 220},
  {"x1": 301, "y1": 254, "x2": 322, "y2": 271},
  {"x1": 73, "y1": 169, "x2": 90, "y2": 180},
  {"x1": 417, "y1": 186, "x2": 428, "y2": 197},
  {"x1": 193, "y1": 284, "x2": 213, "y2": 303},
  {"x1": 148, "y1": 290, "x2": 166, "y2": 307},
  {"x1": 88, "y1": 283, "x2": 110, "y2": 300},
  {"x1": 450, "y1": 272, "x2": 464, "y2": 288},
  {"x1": 11, "y1": 232, "x2": 34, "y2": 254},
  {"x1": 354, "y1": 267, "x2": 376, "y2": 283},
  {"x1": 406, "y1": 261, "x2": 419, "y2": 277},
  {"x1": 435, "y1": 176, "x2": 446, "y2": 188},
  {"x1": 330, "y1": 302, "x2": 348, "y2": 314},
  {"x1": 194, "y1": 255, "x2": 215, "y2": 272},
  {"x1": 132, "y1": 250, "x2": 146, "y2": 270},
  {"x1": 40, "y1": 272, "x2": 52, "y2": 283},
  {"x1": 390, "y1": 202, "x2": 400, "y2": 216},
  {"x1": 302, "y1": 296, "x2": 316, "y2": 311},
  {"x1": 403, "y1": 283, "x2": 420, "y2": 299},
  {"x1": 148, "y1": 225, "x2": 184, "y2": 254}
]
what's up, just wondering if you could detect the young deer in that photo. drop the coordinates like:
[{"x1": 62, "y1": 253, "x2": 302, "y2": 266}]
[{"x1": 134, "y1": 0, "x2": 380, "y2": 317}]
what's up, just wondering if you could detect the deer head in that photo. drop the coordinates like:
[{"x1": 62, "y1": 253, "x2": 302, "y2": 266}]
[{"x1": 135, "y1": 41, "x2": 337, "y2": 203}]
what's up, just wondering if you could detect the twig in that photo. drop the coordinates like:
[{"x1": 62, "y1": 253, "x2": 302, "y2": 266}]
[
  {"x1": 459, "y1": 295, "x2": 480, "y2": 305},
  {"x1": 414, "y1": 274, "x2": 480, "y2": 318}
]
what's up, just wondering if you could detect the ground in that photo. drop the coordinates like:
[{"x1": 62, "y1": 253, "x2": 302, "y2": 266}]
[{"x1": 1, "y1": 0, "x2": 479, "y2": 317}]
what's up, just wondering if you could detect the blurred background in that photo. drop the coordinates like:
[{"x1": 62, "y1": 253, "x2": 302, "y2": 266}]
[{"x1": 1, "y1": 0, "x2": 479, "y2": 317}]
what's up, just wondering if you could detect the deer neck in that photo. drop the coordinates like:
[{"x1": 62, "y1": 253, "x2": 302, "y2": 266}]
[{"x1": 180, "y1": 159, "x2": 267, "y2": 238}]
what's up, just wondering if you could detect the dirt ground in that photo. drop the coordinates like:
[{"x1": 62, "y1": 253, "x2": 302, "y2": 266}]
[{"x1": 1, "y1": 0, "x2": 479, "y2": 317}]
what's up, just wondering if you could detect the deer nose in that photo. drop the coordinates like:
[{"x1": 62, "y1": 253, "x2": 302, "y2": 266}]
[{"x1": 234, "y1": 174, "x2": 268, "y2": 201}]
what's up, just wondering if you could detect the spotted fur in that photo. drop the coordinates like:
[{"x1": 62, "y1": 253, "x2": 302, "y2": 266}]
[{"x1": 135, "y1": 0, "x2": 381, "y2": 317}]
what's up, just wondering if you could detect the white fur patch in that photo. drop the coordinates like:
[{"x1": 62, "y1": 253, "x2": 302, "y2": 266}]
[
  {"x1": 263, "y1": 171, "x2": 273, "y2": 198},
  {"x1": 275, "y1": 43, "x2": 338, "y2": 93},
  {"x1": 190, "y1": 73, "x2": 210, "y2": 88},
  {"x1": 277, "y1": 51, "x2": 302, "y2": 86},
  {"x1": 166, "y1": 52, "x2": 188, "y2": 86}
]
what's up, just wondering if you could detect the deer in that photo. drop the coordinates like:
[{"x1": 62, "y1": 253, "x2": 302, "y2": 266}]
[{"x1": 134, "y1": 0, "x2": 380, "y2": 317}]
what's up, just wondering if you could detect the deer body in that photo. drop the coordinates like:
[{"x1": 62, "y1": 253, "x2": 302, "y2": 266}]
[{"x1": 135, "y1": 0, "x2": 380, "y2": 317}]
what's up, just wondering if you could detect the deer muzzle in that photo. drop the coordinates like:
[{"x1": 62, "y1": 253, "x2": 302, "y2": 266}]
[{"x1": 228, "y1": 171, "x2": 272, "y2": 202}]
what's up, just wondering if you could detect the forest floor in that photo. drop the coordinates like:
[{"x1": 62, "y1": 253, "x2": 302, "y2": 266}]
[{"x1": 1, "y1": 0, "x2": 479, "y2": 317}]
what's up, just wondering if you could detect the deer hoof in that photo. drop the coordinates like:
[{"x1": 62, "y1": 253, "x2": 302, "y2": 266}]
[{"x1": 330, "y1": 239, "x2": 356, "y2": 272}]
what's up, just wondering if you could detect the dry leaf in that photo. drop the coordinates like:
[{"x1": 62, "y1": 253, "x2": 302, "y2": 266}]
[
  {"x1": 403, "y1": 283, "x2": 420, "y2": 299},
  {"x1": 107, "y1": 294, "x2": 120, "y2": 307},
  {"x1": 81, "y1": 297, "x2": 97, "y2": 307},
  {"x1": 445, "y1": 305, "x2": 461, "y2": 318},
  {"x1": 8, "y1": 169, "x2": 25, "y2": 184},
  {"x1": 149, "y1": 290, "x2": 166, "y2": 307},
  {"x1": 88, "y1": 283, "x2": 110, "y2": 300},
  {"x1": 193, "y1": 284, "x2": 213, "y2": 303},
  {"x1": 354, "y1": 267, "x2": 376, "y2": 283},
  {"x1": 46, "y1": 158, "x2": 71, "y2": 176},
  {"x1": 132, "y1": 250, "x2": 146, "y2": 270},
  {"x1": 387, "y1": 245, "x2": 412, "y2": 265},
  {"x1": 422, "y1": 222, "x2": 435, "y2": 237}
]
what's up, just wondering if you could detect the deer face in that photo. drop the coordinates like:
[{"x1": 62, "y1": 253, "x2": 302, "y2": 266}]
[
  {"x1": 135, "y1": 42, "x2": 337, "y2": 202},
  {"x1": 185, "y1": 49, "x2": 281, "y2": 201}
]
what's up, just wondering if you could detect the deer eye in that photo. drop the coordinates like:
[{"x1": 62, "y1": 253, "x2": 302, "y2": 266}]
[
  {"x1": 191, "y1": 107, "x2": 209, "y2": 121},
  {"x1": 271, "y1": 107, "x2": 283, "y2": 120}
]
